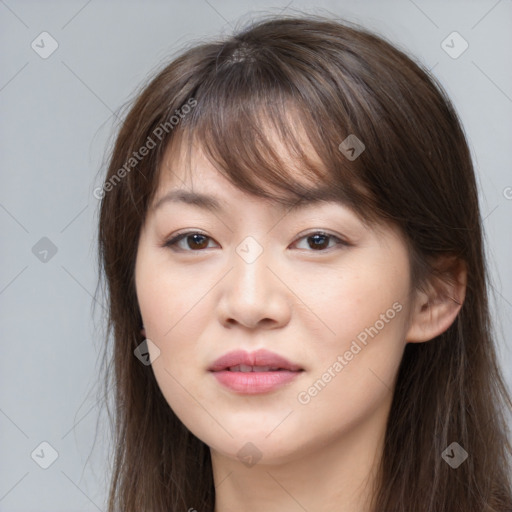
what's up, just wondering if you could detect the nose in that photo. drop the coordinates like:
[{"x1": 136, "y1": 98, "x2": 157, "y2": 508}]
[{"x1": 217, "y1": 244, "x2": 292, "y2": 331}]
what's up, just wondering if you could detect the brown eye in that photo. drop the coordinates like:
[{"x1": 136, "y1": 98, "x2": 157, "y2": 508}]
[
  {"x1": 164, "y1": 232, "x2": 214, "y2": 251},
  {"x1": 306, "y1": 233, "x2": 330, "y2": 250},
  {"x1": 185, "y1": 234, "x2": 210, "y2": 250},
  {"x1": 164, "y1": 230, "x2": 348, "y2": 253},
  {"x1": 294, "y1": 232, "x2": 347, "y2": 252}
]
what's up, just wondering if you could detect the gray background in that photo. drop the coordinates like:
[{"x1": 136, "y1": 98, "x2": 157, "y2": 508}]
[{"x1": 1, "y1": 1, "x2": 511, "y2": 510}]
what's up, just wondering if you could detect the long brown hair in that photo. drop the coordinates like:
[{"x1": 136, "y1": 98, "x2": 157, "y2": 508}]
[{"x1": 96, "y1": 14, "x2": 512, "y2": 511}]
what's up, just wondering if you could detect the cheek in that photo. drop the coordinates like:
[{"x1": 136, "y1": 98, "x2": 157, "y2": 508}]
[
  {"x1": 290, "y1": 298, "x2": 408, "y2": 451},
  {"x1": 294, "y1": 247, "x2": 410, "y2": 353},
  {"x1": 292, "y1": 248, "x2": 410, "y2": 411},
  {"x1": 135, "y1": 258, "x2": 217, "y2": 429},
  {"x1": 136, "y1": 247, "x2": 210, "y2": 342}
]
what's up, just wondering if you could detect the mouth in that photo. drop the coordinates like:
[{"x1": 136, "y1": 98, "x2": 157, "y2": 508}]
[
  {"x1": 208, "y1": 349, "x2": 303, "y2": 372},
  {"x1": 223, "y1": 364, "x2": 297, "y2": 372},
  {"x1": 208, "y1": 350, "x2": 304, "y2": 394}
]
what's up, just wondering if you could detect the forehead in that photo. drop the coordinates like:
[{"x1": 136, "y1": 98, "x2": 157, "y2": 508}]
[
  {"x1": 153, "y1": 126, "x2": 333, "y2": 208},
  {"x1": 148, "y1": 110, "x2": 381, "y2": 229},
  {"x1": 154, "y1": 143, "x2": 358, "y2": 217},
  {"x1": 159, "y1": 112, "x2": 323, "y2": 178}
]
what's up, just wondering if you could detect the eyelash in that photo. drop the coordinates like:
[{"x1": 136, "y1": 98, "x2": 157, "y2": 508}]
[{"x1": 163, "y1": 230, "x2": 349, "y2": 254}]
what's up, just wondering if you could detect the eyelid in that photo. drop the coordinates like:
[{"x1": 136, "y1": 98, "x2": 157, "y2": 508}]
[
  {"x1": 293, "y1": 231, "x2": 350, "y2": 253},
  {"x1": 163, "y1": 230, "x2": 217, "y2": 251},
  {"x1": 163, "y1": 229, "x2": 350, "y2": 253}
]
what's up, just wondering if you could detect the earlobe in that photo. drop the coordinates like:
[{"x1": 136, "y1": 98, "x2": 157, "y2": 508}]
[{"x1": 406, "y1": 257, "x2": 467, "y2": 343}]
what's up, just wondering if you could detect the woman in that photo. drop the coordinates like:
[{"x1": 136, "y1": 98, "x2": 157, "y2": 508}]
[{"x1": 97, "y1": 14, "x2": 512, "y2": 512}]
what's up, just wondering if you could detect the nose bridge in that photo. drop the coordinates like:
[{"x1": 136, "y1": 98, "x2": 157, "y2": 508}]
[
  {"x1": 218, "y1": 233, "x2": 290, "y2": 329},
  {"x1": 231, "y1": 234, "x2": 272, "y2": 298}
]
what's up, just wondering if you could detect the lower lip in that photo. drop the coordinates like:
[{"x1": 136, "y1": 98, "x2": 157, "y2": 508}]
[{"x1": 211, "y1": 370, "x2": 302, "y2": 394}]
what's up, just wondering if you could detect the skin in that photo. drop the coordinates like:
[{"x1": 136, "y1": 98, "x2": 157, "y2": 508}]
[{"x1": 135, "y1": 136, "x2": 466, "y2": 512}]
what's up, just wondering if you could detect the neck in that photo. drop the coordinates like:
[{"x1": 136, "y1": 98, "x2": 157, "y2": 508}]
[{"x1": 210, "y1": 410, "x2": 386, "y2": 512}]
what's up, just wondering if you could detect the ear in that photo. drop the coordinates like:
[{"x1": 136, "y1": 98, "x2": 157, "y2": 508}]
[{"x1": 406, "y1": 256, "x2": 467, "y2": 343}]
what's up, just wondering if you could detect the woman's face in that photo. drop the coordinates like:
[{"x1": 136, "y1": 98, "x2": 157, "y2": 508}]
[{"x1": 135, "y1": 141, "x2": 414, "y2": 467}]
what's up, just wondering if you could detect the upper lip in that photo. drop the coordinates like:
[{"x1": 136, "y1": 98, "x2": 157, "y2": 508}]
[{"x1": 208, "y1": 349, "x2": 303, "y2": 372}]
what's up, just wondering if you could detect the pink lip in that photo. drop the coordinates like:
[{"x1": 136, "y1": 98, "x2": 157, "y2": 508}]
[
  {"x1": 208, "y1": 349, "x2": 304, "y2": 394},
  {"x1": 209, "y1": 349, "x2": 303, "y2": 372}
]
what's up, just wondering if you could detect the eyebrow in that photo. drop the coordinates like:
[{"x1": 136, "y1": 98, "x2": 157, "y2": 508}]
[{"x1": 151, "y1": 189, "x2": 349, "y2": 214}]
